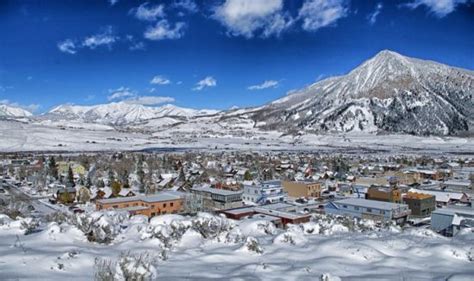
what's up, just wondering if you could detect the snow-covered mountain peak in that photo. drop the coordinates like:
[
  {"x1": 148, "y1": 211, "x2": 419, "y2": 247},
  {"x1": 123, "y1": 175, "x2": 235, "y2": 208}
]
[
  {"x1": 253, "y1": 50, "x2": 474, "y2": 135},
  {"x1": 0, "y1": 104, "x2": 33, "y2": 118}
]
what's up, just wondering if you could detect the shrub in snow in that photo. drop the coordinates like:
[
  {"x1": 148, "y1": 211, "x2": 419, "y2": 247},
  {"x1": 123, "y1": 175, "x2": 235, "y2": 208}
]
[
  {"x1": 192, "y1": 213, "x2": 234, "y2": 239},
  {"x1": 273, "y1": 224, "x2": 308, "y2": 246},
  {"x1": 94, "y1": 252, "x2": 157, "y2": 281},
  {"x1": 20, "y1": 217, "x2": 39, "y2": 235},
  {"x1": 242, "y1": 237, "x2": 263, "y2": 254},
  {"x1": 45, "y1": 211, "x2": 69, "y2": 225},
  {"x1": 73, "y1": 211, "x2": 128, "y2": 244},
  {"x1": 320, "y1": 273, "x2": 342, "y2": 281},
  {"x1": 0, "y1": 214, "x2": 13, "y2": 226},
  {"x1": 310, "y1": 214, "x2": 396, "y2": 235}
]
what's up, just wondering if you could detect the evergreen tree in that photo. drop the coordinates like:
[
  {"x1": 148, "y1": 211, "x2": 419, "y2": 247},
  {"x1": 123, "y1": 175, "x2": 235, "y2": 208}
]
[
  {"x1": 244, "y1": 170, "x2": 253, "y2": 181},
  {"x1": 67, "y1": 166, "x2": 75, "y2": 187},
  {"x1": 111, "y1": 181, "x2": 122, "y2": 197},
  {"x1": 49, "y1": 156, "x2": 58, "y2": 180}
]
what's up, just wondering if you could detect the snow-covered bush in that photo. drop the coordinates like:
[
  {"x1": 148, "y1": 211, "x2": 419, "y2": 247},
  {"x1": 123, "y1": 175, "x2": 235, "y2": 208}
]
[
  {"x1": 94, "y1": 252, "x2": 157, "y2": 281},
  {"x1": 73, "y1": 211, "x2": 128, "y2": 244},
  {"x1": 242, "y1": 237, "x2": 263, "y2": 254},
  {"x1": 20, "y1": 217, "x2": 39, "y2": 235}
]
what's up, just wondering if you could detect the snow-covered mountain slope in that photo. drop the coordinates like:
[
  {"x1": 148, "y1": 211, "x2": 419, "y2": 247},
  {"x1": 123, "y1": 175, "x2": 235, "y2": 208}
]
[
  {"x1": 44, "y1": 102, "x2": 219, "y2": 125},
  {"x1": 251, "y1": 50, "x2": 474, "y2": 136},
  {"x1": 0, "y1": 104, "x2": 32, "y2": 118}
]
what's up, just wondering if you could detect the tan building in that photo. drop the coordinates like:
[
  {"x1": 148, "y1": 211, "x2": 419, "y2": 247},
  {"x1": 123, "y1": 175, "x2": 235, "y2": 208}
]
[
  {"x1": 366, "y1": 186, "x2": 402, "y2": 203},
  {"x1": 403, "y1": 192, "x2": 436, "y2": 217},
  {"x1": 96, "y1": 193, "x2": 183, "y2": 218},
  {"x1": 282, "y1": 181, "x2": 321, "y2": 198}
]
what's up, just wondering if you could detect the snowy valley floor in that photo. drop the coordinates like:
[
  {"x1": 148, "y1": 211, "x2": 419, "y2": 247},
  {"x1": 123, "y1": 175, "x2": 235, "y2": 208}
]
[
  {"x1": 0, "y1": 120, "x2": 473, "y2": 155},
  {"x1": 0, "y1": 212, "x2": 473, "y2": 280}
]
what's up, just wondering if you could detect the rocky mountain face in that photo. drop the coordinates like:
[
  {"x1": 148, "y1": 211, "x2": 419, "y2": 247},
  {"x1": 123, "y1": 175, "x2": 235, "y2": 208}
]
[
  {"x1": 0, "y1": 104, "x2": 32, "y2": 118},
  {"x1": 249, "y1": 50, "x2": 474, "y2": 136},
  {"x1": 44, "y1": 102, "x2": 219, "y2": 125}
]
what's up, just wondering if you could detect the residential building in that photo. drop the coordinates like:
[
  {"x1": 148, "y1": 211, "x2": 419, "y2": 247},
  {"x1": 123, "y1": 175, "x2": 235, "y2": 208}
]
[
  {"x1": 96, "y1": 193, "x2": 183, "y2": 218},
  {"x1": 366, "y1": 186, "x2": 402, "y2": 203},
  {"x1": 402, "y1": 192, "x2": 436, "y2": 217},
  {"x1": 55, "y1": 187, "x2": 77, "y2": 204},
  {"x1": 431, "y1": 206, "x2": 474, "y2": 236},
  {"x1": 243, "y1": 180, "x2": 286, "y2": 204},
  {"x1": 282, "y1": 180, "x2": 321, "y2": 199},
  {"x1": 325, "y1": 198, "x2": 411, "y2": 224},
  {"x1": 219, "y1": 202, "x2": 311, "y2": 228},
  {"x1": 409, "y1": 188, "x2": 470, "y2": 206},
  {"x1": 191, "y1": 185, "x2": 243, "y2": 210}
]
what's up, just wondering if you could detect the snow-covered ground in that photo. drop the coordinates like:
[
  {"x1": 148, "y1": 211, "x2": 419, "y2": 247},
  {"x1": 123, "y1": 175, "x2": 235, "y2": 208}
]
[
  {"x1": 0, "y1": 212, "x2": 473, "y2": 280},
  {"x1": 0, "y1": 119, "x2": 473, "y2": 155}
]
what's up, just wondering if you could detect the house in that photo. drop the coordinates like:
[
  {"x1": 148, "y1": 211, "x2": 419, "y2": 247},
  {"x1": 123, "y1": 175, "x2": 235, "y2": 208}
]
[
  {"x1": 402, "y1": 192, "x2": 436, "y2": 217},
  {"x1": 431, "y1": 206, "x2": 474, "y2": 236},
  {"x1": 243, "y1": 180, "x2": 286, "y2": 205},
  {"x1": 55, "y1": 187, "x2": 77, "y2": 204},
  {"x1": 366, "y1": 186, "x2": 402, "y2": 203},
  {"x1": 219, "y1": 202, "x2": 311, "y2": 228},
  {"x1": 96, "y1": 192, "x2": 183, "y2": 218},
  {"x1": 282, "y1": 180, "x2": 322, "y2": 199},
  {"x1": 191, "y1": 185, "x2": 243, "y2": 210},
  {"x1": 325, "y1": 198, "x2": 411, "y2": 224},
  {"x1": 442, "y1": 180, "x2": 472, "y2": 194},
  {"x1": 409, "y1": 188, "x2": 470, "y2": 206}
]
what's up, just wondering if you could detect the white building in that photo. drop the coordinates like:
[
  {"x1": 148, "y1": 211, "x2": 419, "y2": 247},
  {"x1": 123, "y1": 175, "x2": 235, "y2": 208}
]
[{"x1": 243, "y1": 180, "x2": 287, "y2": 205}]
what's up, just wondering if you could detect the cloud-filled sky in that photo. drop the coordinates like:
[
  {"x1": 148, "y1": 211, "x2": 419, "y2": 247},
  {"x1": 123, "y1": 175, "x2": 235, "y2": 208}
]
[{"x1": 0, "y1": 0, "x2": 473, "y2": 112}]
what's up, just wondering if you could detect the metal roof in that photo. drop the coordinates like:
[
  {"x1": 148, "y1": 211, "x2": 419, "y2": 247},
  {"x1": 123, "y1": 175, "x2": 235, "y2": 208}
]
[{"x1": 333, "y1": 198, "x2": 408, "y2": 211}]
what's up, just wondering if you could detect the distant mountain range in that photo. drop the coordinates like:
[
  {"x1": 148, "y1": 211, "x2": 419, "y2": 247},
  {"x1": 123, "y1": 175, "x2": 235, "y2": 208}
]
[
  {"x1": 43, "y1": 103, "x2": 219, "y2": 125},
  {"x1": 2, "y1": 50, "x2": 473, "y2": 136}
]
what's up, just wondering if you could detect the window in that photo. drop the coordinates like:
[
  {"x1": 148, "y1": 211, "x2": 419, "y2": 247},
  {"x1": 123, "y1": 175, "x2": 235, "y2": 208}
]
[
  {"x1": 354, "y1": 206, "x2": 360, "y2": 211},
  {"x1": 170, "y1": 202, "x2": 174, "y2": 207},
  {"x1": 367, "y1": 208, "x2": 372, "y2": 213},
  {"x1": 113, "y1": 205, "x2": 118, "y2": 208},
  {"x1": 380, "y1": 210, "x2": 385, "y2": 215},
  {"x1": 343, "y1": 205, "x2": 347, "y2": 208}
]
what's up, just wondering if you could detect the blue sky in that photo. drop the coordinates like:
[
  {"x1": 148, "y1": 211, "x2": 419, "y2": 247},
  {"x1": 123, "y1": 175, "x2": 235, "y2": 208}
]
[{"x1": 0, "y1": 0, "x2": 473, "y2": 113}]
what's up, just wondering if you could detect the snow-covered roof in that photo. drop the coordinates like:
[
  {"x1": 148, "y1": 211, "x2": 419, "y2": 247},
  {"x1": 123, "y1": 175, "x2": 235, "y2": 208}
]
[
  {"x1": 97, "y1": 192, "x2": 181, "y2": 204},
  {"x1": 333, "y1": 198, "x2": 408, "y2": 211},
  {"x1": 409, "y1": 188, "x2": 467, "y2": 203},
  {"x1": 192, "y1": 186, "x2": 242, "y2": 196}
]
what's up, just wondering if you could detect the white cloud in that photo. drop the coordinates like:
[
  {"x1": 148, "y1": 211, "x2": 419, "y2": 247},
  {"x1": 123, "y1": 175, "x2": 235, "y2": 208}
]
[
  {"x1": 298, "y1": 0, "x2": 348, "y2": 31},
  {"x1": 193, "y1": 76, "x2": 217, "y2": 91},
  {"x1": 124, "y1": 96, "x2": 175, "y2": 105},
  {"x1": 131, "y1": 2, "x2": 165, "y2": 21},
  {"x1": 57, "y1": 39, "x2": 77, "y2": 54},
  {"x1": 107, "y1": 87, "x2": 137, "y2": 101},
  {"x1": 144, "y1": 20, "x2": 186, "y2": 40},
  {"x1": 368, "y1": 3, "x2": 383, "y2": 25},
  {"x1": 173, "y1": 0, "x2": 199, "y2": 13},
  {"x1": 0, "y1": 99, "x2": 40, "y2": 113},
  {"x1": 150, "y1": 75, "x2": 171, "y2": 85},
  {"x1": 212, "y1": 0, "x2": 293, "y2": 38},
  {"x1": 129, "y1": 41, "x2": 146, "y2": 51},
  {"x1": 248, "y1": 80, "x2": 279, "y2": 90},
  {"x1": 82, "y1": 26, "x2": 118, "y2": 49},
  {"x1": 402, "y1": 0, "x2": 468, "y2": 17},
  {"x1": 108, "y1": 0, "x2": 119, "y2": 6}
]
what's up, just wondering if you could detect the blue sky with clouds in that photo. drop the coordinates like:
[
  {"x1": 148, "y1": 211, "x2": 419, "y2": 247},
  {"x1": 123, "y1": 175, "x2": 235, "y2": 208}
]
[{"x1": 0, "y1": 0, "x2": 473, "y2": 113}]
